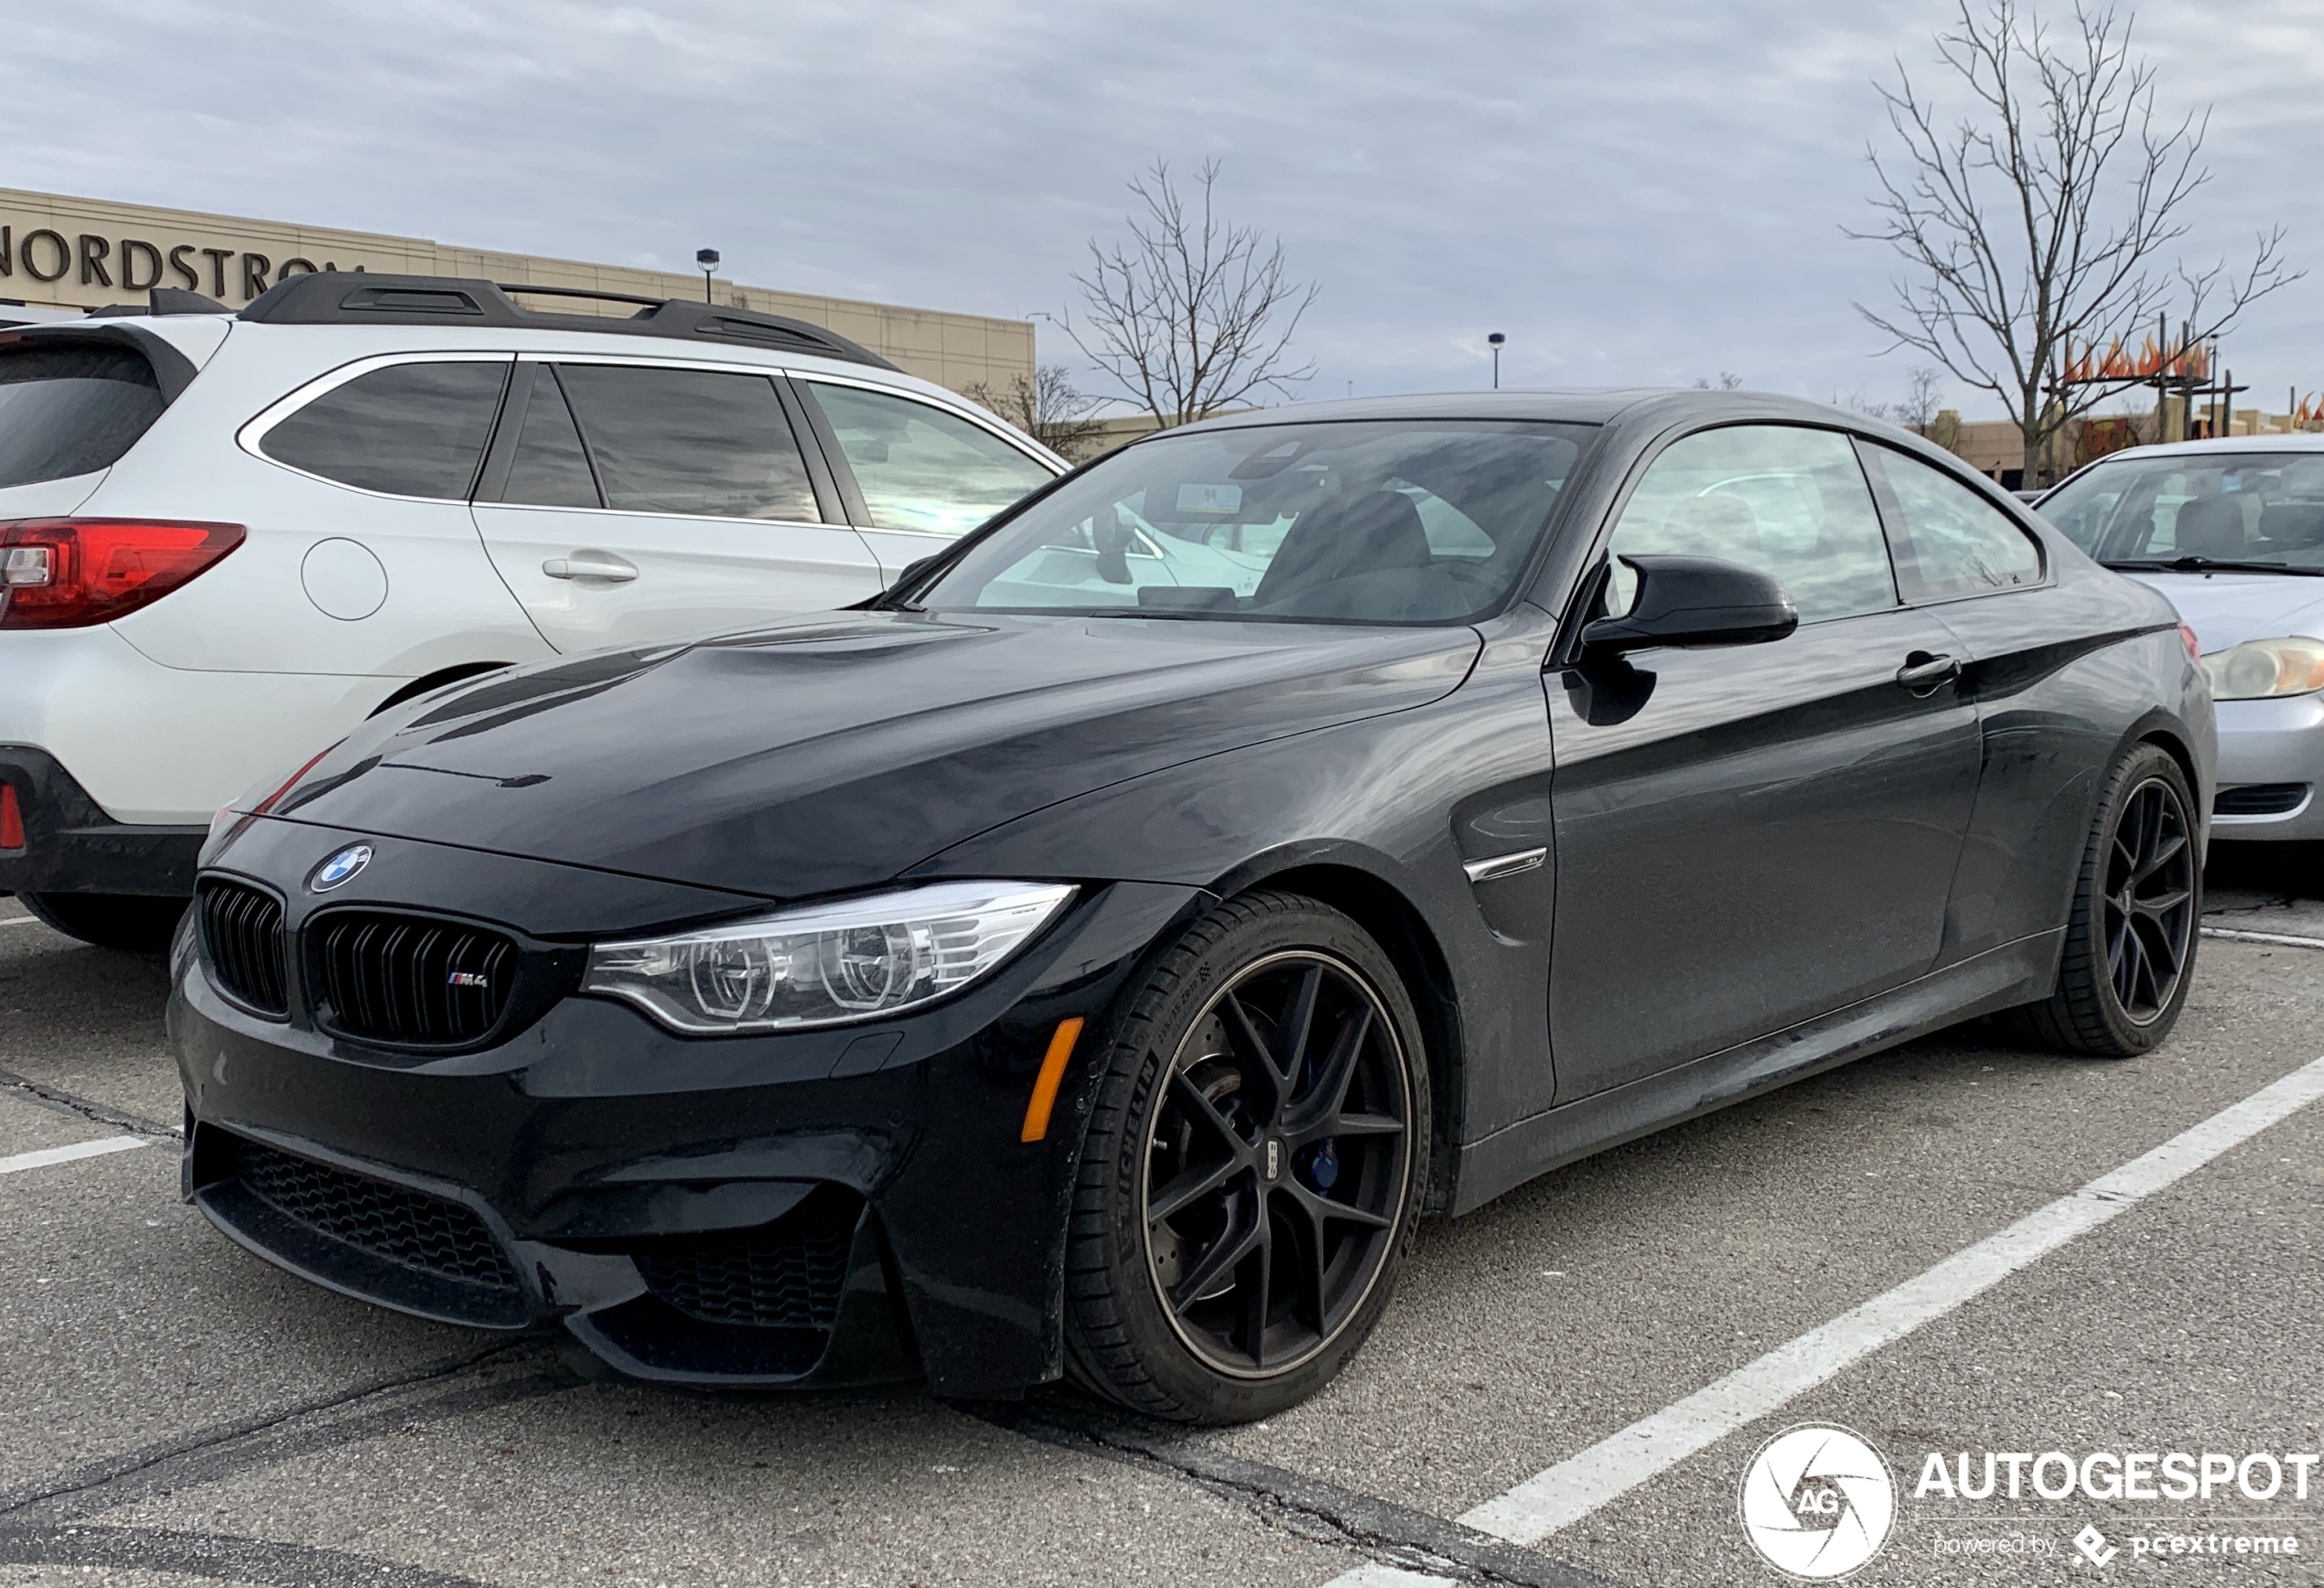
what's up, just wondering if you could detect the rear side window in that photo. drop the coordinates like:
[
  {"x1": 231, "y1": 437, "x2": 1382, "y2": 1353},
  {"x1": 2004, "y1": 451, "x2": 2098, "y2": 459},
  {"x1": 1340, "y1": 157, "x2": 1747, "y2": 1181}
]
[
  {"x1": 0, "y1": 345, "x2": 167, "y2": 488},
  {"x1": 262, "y1": 361, "x2": 509, "y2": 499},
  {"x1": 1865, "y1": 446, "x2": 2043, "y2": 599},
  {"x1": 554, "y1": 364, "x2": 818, "y2": 521},
  {"x1": 806, "y1": 382, "x2": 1054, "y2": 536},
  {"x1": 500, "y1": 366, "x2": 601, "y2": 509}
]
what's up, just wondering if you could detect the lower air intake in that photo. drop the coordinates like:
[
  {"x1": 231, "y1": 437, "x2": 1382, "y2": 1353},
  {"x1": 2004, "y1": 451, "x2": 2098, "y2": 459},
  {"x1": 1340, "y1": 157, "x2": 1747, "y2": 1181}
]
[
  {"x1": 2214, "y1": 783, "x2": 2308, "y2": 817},
  {"x1": 632, "y1": 1189, "x2": 858, "y2": 1329},
  {"x1": 231, "y1": 1133, "x2": 520, "y2": 1290}
]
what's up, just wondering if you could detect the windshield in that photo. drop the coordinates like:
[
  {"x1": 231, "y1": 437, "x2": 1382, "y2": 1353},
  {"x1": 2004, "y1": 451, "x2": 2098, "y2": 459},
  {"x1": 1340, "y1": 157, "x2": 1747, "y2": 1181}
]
[
  {"x1": 2039, "y1": 450, "x2": 2324, "y2": 571},
  {"x1": 916, "y1": 419, "x2": 1594, "y2": 624}
]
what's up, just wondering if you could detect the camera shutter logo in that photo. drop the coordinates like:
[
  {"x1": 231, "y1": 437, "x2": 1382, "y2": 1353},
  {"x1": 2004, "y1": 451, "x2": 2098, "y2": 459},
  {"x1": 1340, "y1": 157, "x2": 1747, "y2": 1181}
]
[
  {"x1": 1738, "y1": 1424, "x2": 1897, "y2": 1579},
  {"x1": 307, "y1": 843, "x2": 372, "y2": 892}
]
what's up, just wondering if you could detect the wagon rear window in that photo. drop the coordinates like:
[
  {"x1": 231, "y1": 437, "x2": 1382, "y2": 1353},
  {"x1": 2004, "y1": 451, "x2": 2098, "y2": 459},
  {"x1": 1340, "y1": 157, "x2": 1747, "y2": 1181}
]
[
  {"x1": 262, "y1": 361, "x2": 510, "y2": 499},
  {"x1": 0, "y1": 344, "x2": 167, "y2": 488}
]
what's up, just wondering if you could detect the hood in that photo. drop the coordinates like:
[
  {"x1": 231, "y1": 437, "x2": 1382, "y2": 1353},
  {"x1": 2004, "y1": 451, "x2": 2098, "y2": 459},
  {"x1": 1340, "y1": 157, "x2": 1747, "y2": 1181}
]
[
  {"x1": 2122, "y1": 571, "x2": 2324, "y2": 651},
  {"x1": 267, "y1": 611, "x2": 1481, "y2": 901}
]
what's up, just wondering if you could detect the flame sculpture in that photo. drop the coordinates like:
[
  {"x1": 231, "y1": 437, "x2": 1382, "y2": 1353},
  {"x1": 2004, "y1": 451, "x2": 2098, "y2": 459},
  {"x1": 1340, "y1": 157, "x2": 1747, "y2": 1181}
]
[{"x1": 2059, "y1": 336, "x2": 2211, "y2": 386}]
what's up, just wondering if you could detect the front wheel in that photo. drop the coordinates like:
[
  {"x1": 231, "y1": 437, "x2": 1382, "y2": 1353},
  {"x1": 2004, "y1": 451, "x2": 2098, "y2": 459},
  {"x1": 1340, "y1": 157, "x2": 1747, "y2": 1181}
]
[
  {"x1": 1063, "y1": 891, "x2": 1429, "y2": 1423},
  {"x1": 17, "y1": 892, "x2": 188, "y2": 952},
  {"x1": 2009, "y1": 744, "x2": 2200, "y2": 1057}
]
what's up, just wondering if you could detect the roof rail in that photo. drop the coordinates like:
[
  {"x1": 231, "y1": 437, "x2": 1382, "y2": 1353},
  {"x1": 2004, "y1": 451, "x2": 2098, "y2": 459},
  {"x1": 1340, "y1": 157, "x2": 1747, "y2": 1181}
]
[
  {"x1": 495, "y1": 283, "x2": 666, "y2": 309},
  {"x1": 84, "y1": 287, "x2": 234, "y2": 319},
  {"x1": 235, "y1": 273, "x2": 899, "y2": 371}
]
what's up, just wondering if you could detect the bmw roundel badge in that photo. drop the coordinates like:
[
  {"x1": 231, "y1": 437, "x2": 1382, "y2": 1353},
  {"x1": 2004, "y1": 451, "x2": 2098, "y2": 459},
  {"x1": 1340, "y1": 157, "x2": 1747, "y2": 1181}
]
[{"x1": 308, "y1": 843, "x2": 373, "y2": 893}]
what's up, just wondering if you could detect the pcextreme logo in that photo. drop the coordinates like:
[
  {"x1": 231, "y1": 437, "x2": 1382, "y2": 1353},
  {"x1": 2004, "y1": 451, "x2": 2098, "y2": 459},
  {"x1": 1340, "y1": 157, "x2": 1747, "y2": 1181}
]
[{"x1": 1739, "y1": 1424, "x2": 1898, "y2": 1579}]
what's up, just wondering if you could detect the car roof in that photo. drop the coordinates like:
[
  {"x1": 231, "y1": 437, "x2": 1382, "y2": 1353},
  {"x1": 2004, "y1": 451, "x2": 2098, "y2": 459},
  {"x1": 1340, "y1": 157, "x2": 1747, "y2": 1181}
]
[
  {"x1": 233, "y1": 273, "x2": 899, "y2": 370},
  {"x1": 2076, "y1": 434, "x2": 2324, "y2": 464},
  {"x1": 1163, "y1": 388, "x2": 1905, "y2": 433}
]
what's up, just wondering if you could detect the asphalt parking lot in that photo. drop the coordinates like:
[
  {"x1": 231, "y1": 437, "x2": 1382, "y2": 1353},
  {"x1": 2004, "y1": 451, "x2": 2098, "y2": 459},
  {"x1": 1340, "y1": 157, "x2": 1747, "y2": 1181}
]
[{"x1": 3, "y1": 853, "x2": 2320, "y2": 1588}]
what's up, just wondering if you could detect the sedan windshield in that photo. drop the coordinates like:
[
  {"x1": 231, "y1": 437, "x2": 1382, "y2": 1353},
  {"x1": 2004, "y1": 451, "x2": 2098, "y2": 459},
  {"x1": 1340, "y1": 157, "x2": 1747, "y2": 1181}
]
[
  {"x1": 916, "y1": 419, "x2": 1594, "y2": 624},
  {"x1": 2039, "y1": 450, "x2": 2324, "y2": 572}
]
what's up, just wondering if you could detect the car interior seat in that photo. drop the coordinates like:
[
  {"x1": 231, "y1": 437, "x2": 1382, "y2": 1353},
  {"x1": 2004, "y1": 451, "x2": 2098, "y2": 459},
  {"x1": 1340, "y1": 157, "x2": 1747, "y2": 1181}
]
[
  {"x1": 1253, "y1": 488, "x2": 1435, "y2": 607},
  {"x1": 2171, "y1": 494, "x2": 2249, "y2": 558},
  {"x1": 2258, "y1": 502, "x2": 2324, "y2": 552}
]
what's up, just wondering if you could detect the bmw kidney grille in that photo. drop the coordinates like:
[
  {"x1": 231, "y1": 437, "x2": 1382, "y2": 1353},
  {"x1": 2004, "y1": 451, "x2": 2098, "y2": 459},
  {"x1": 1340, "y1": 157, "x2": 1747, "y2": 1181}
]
[
  {"x1": 194, "y1": 885, "x2": 521, "y2": 1047},
  {"x1": 308, "y1": 911, "x2": 518, "y2": 1046},
  {"x1": 195, "y1": 877, "x2": 289, "y2": 1017}
]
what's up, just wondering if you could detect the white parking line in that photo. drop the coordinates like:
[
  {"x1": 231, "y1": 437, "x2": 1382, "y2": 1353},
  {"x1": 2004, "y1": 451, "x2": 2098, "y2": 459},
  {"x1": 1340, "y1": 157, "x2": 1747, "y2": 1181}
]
[
  {"x1": 2203, "y1": 925, "x2": 2324, "y2": 950},
  {"x1": 0, "y1": 915, "x2": 38, "y2": 928},
  {"x1": 1318, "y1": 1051, "x2": 2324, "y2": 1587},
  {"x1": 0, "y1": 1136, "x2": 148, "y2": 1176}
]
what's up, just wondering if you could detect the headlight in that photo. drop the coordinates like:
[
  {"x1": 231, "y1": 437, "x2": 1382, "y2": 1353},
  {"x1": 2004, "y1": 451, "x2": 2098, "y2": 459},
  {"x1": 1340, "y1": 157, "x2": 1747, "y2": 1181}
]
[
  {"x1": 2200, "y1": 637, "x2": 2324, "y2": 701},
  {"x1": 582, "y1": 880, "x2": 1076, "y2": 1035}
]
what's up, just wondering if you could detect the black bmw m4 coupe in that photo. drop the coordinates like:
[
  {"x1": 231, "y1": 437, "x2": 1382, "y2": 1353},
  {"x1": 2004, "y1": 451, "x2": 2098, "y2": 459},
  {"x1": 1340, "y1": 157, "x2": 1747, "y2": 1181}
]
[{"x1": 174, "y1": 391, "x2": 2212, "y2": 1422}]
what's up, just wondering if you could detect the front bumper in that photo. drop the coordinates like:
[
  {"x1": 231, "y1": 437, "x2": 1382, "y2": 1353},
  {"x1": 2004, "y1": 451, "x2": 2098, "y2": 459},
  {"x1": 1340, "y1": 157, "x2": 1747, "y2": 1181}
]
[
  {"x1": 169, "y1": 821, "x2": 1202, "y2": 1395},
  {"x1": 2212, "y1": 694, "x2": 2324, "y2": 841},
  {"x1": 0, "y1": 745, "x2": 204, "y2": 896}
]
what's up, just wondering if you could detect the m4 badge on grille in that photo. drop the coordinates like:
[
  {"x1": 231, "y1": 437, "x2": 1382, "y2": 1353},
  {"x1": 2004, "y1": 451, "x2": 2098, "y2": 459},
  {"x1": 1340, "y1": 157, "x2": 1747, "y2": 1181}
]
[{"x1": 447, "y1": 971, "x2": 490, "y2": 989}]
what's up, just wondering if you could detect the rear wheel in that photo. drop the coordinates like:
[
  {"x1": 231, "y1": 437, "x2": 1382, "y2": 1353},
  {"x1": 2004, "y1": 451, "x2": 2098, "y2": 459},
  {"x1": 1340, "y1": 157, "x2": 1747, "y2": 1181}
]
[
  {"x1": 2010, "y1": 744, "x2": 2199, "y2": 1057},
  {"x1": 1063, "y1": 891, "x2": 1428, "y2": 1423},
  {"x1": 17, "y1": 892, "x2": 187, "y2": 952}
]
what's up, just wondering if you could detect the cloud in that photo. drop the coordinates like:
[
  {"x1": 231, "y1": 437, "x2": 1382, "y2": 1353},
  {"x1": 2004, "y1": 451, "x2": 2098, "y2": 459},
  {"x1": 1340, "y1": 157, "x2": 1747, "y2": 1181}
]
[{"x1": 4, "y1": 0, "x2": 2316, "y2": 418}]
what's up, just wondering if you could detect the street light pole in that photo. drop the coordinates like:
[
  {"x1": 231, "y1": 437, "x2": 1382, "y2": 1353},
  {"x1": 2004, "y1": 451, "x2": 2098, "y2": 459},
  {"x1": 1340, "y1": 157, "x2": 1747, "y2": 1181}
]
[
  {"x1": 1488, "y1": 332, "x2": 1506, "y2": 391},
  {"x1": 695, "y1": 247, "x2": 721, "y2": 305}
]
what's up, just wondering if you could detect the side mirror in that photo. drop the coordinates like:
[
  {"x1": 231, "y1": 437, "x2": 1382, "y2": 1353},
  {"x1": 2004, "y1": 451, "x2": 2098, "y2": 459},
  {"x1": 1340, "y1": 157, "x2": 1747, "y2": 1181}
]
[{"x1": 1581, "y1": 554, "x2": 1798, "y2": 652}]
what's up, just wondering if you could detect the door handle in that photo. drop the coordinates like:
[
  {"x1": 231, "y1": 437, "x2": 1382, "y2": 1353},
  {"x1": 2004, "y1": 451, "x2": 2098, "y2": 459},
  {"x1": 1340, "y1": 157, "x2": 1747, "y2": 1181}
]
[
  {"x1": 1894, "y1": 651, "x2": 1961, "y2": 692},
  {"x1": 542, "y1": 552, "x2": 639, "y2": 583}
]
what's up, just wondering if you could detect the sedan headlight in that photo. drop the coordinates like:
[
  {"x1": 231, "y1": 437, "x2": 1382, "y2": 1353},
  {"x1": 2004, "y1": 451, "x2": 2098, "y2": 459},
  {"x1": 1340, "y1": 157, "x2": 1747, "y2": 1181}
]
[
  {"x1": 2200, "y1": 637, "x2": 2324, "y2": 701},
  {"x1": 582, "y1": 880, "x2": 1076, "y2": 1035}
]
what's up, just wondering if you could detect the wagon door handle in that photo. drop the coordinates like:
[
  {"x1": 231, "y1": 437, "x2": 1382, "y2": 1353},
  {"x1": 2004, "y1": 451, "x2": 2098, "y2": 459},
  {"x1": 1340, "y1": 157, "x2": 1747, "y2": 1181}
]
[
  {"x1": 542, "y1": 551, "x2": 639, "y2": 583},
  {"x1": 1895, "y1": 651, "x2": 1961, "y2": 693}
]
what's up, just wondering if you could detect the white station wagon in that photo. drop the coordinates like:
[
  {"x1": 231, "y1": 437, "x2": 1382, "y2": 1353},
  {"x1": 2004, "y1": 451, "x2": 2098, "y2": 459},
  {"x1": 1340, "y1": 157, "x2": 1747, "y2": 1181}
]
[{"x1": 0, "y1": 275, "x2": 1064, "y2": 947}]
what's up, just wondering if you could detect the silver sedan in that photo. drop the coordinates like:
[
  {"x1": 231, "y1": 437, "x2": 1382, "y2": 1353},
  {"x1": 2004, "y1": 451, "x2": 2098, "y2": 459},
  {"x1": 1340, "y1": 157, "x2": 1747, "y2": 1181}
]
[{"x1": 2039, "y1": 435, "x2": 2324, "y2": 842}]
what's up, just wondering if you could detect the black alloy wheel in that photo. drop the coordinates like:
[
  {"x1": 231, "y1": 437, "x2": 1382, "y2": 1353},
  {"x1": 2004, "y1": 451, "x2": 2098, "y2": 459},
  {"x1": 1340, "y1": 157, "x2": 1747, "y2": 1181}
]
[
  {"x1": 2010, "y1": 744, "x2": 2200, "y2": 1057},
  {"x1": 1143, "y1": 950, "x2": 1409, "y2": 1379},
  {"x1": 2102, "y1": 777, "x2": 2196, "y2": 1024},
  {"x1": 1064, "y1": 892, "x2": 1428, "y2": 1422}
]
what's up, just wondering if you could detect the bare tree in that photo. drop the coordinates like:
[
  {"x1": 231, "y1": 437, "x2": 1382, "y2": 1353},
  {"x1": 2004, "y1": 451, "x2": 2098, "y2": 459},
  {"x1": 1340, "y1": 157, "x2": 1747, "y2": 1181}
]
[
  {"x1": 1899, "y1": 366, "x2": 1945, "y2": 434},
  {"x1": 1853, "y1": 1, "x2": 2297, "y2": 486},
  {"x1": 1063, "y1": 160, "x2": 1319, "y2": 428},
  {"x1": 1833, "y1": 388, "x2": 1897, "y2": 423},
  {"x1": 1840, "y1": 367, "x2": 1947, "y2": 433},
  {"x1": 965, "y1": 365, "x2": 1107, "y2": 460},
  {"x1": 1694, "y1": 371, "x2": 1745, "y2": 391}
]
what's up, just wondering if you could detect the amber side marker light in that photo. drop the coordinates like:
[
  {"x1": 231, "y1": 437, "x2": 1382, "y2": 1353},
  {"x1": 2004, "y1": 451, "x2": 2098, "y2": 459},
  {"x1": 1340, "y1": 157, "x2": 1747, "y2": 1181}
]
[{"x1": 1020, "y1": 1017, "x2": 1086, "y2": 1143}]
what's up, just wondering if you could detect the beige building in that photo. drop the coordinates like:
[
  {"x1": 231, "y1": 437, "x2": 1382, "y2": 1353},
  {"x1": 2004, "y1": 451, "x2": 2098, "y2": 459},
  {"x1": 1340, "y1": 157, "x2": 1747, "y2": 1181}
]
[
  {"x1": 0, "y1": 186, "x2": 1033, "y2": 398},
  {"x1": 1929, "y1": 402, "x2": 2324, "y2": 488}
]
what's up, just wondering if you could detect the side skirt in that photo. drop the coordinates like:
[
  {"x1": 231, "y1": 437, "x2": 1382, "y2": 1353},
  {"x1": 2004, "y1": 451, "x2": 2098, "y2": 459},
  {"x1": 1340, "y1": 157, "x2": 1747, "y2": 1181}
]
[{"x1": 1450, "y1": 929, "x2": 2062, "y2": 1215}]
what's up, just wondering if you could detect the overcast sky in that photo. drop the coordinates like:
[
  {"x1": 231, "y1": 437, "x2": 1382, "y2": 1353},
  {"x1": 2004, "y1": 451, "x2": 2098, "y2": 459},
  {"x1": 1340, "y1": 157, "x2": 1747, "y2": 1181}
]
[{"x1": 9, "y1": 0, "x2": 2323, "y2": 421}]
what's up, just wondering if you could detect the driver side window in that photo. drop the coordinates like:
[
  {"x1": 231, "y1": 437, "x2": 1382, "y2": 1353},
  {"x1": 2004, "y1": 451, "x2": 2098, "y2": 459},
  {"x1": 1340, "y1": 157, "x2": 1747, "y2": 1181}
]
[{"x1": 1605, "y1": 424, "x2": 1899, "y2": 624}]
